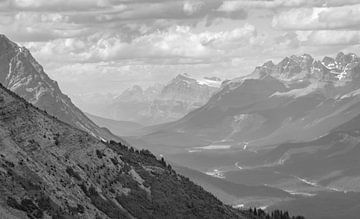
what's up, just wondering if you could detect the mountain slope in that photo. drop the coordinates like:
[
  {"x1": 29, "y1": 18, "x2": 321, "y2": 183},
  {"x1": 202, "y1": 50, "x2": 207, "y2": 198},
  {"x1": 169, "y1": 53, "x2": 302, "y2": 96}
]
[
  {"x1": 245, "y1": 110, "x2": 360, "y2": 219},
  {"x1": 0, "y1": 82, "x2": 259, "y2": 218},
  {"x1": 0, "y1": 34, "x2": 122, "y2": 142}
]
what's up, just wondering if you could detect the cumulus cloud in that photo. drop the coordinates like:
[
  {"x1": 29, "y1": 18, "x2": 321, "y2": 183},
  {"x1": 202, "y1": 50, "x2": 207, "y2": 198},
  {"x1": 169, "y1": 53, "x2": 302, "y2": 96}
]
[
  {"x1": 273, "y1": 4, "x2": 360, "y2": 30},
  {"x1": 0, "y1": 0, "x2": 250, "y2": 42},
  {"x1": 274, "y1": 32, "x2": 300, "y2": 49},
  {"x1": 305, "y1": 30, "x2": 360, "y2": 45},
  {"x1": 8, "y1": 0, "x2": 114, "y2": 11},
  {"x1": 0, "y1": 12, "x2": 89, "y2": 42},
  {"x1": 183, "y1": 1, "x2": 205, "y2": 15},
  {"x1": 218, "y1": 0, "x2": 360, "y2": 11},
  {"x1": 25, "y1": 23, "x2": 258, "y2": 64}
]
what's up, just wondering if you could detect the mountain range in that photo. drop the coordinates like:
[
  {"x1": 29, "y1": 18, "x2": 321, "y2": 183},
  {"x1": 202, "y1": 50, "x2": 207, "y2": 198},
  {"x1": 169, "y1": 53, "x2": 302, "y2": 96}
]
[
  {"x1": 75, "y1": 73, "x2": 222, "y2": 126},
  {"x1": 134, "y1": 52, "x2": 360, "y2": 150}
]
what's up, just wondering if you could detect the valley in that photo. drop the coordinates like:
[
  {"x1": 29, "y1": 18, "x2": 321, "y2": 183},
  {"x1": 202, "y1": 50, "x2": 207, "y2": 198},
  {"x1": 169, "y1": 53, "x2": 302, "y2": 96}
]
[{"x1": 120, "y1": 52, "x2": 360, "y2": 218}]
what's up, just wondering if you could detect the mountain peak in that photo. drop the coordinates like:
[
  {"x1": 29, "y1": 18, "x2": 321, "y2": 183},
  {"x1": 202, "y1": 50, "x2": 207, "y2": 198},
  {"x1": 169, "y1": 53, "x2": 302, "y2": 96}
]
[
  {"x1": 0, "y1": 33, "x2": 11, "y2": 42},
  {"x1": 263, "y1": 60, "x2": 275, "y2": 68},
  {"x1": 131, "y1": 84, "x2": 143, "y2": 92},
  {"x1": 335, "y1": 51, "x2": 345, "y2": 60},
  {"x1": 169, "y1": 74, "x2": 198, "y2": 87},
  {"x1": 0, "y1": 34, "x2": 18, "y2": 51},
  {"x1": 322, "y1": 56, "x2": 335, "y2": 64},
  {"x1": 301, "y1": 53, "x2": 313, "y2": 61},
  {"x1": 173, "y1": 73, "x2": 195, "y2": 81},
  {"x1": 336, "y1": 52, "x2": 358, "y2": 65}
]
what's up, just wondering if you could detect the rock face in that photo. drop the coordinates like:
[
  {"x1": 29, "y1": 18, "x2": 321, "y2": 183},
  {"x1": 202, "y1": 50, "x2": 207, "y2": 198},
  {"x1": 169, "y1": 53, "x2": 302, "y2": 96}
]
[
  {"x1": 0, "y1": 83, "x2": 255, "y2": 218},
  {"x1": 137, "y1": 52, "x2": 360, "y2": 151},
  {"x1": 0, "y1": 34, "x2": 121, "y2": 142},
  {"x1": 97, "y1": 73, "x2": 221, "y2": 126}
]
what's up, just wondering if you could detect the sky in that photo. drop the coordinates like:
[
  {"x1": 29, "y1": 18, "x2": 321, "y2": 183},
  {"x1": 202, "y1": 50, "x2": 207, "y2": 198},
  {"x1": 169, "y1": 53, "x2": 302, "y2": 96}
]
[{"x1": 1, "y1": 0, "x2": 360, "y2": 97}]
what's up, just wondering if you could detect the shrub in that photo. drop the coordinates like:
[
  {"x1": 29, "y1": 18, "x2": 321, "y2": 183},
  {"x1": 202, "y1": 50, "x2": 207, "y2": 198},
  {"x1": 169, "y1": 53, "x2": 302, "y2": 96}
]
[
  {"x1": 95, "y1": 150, "x2": 105, "y2": 159},
  {"x1": 65, "y1": 167, "x2": 82, "y2": 181}
]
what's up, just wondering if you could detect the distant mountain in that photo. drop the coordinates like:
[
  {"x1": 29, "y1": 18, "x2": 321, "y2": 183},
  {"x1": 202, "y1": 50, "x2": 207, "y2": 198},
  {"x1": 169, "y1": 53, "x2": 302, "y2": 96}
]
[
  {"x1": 90, "y1": 73, "x2": 222, "y2": 126},
  {"x1": 159, "y1": 73, "x2": 220, "y2": 103},
  {"x1": 137, "y1": 52, "x2": 360, "y2": 151},
  {"x1": 0, "y1": 82, "x2": 260, "y2": 219},
  {"x1": 0, "y1": 34, "x2": 122, "y2": 142}
]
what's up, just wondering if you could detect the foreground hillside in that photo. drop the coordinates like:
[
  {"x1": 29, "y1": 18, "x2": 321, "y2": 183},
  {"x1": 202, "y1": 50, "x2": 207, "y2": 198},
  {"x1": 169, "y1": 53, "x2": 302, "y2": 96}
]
[
  {"x1": 0, "y1": 82, "x2": 260, "y2": 218},
  {"x1": 0, "y1": 34, "x2": 121, "y2": 142}
]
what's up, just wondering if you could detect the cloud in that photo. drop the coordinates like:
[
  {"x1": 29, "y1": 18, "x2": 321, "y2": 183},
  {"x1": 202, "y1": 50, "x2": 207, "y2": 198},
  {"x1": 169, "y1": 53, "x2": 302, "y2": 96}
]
[
  {"x1": 0, "y1": 0, "x2": 247, "y2": 22},
  {"x1": 305, "y1": 30, "x2": 360, "y2": 45},
  {"x1": 218, "y1": 0, "x2": 360, "y2": 11},
  {"x1": 0, "y1": 0, "x2": 250, "y2": 42},
  {"x1": 274, "y1": 32, "x2": 300, "y2": 49},
  {"x1": 0, "y1": 12, "x2": 90, "y2": 42},
  {"x1": 272, "y1": 4, "x2": 360, "y2": 30},
  {"x1": 8, "y1": 0, "x2": 114, "y2": 11},
  {"x1": 25, "y1": 23, "x2": 258, "y2": 64},
  {"x1": 183, "y1": 1, "x2": 205, "y2": 15},
  {"x1": 88, "y1": 1, "x2": 246, "y2": 23}
]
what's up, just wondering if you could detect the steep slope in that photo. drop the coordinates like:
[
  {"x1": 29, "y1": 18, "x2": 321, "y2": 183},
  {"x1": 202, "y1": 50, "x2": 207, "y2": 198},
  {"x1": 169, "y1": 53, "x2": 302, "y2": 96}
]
[
  {"x1": 0, "y1": 83, "x2": 258, "y2": 219},
  {"x1": 0, "y1": 34, "x2": 122, "y2": 142},
  {"x1": 136, "y1": 52, "x2": 360, "y2": 152}
]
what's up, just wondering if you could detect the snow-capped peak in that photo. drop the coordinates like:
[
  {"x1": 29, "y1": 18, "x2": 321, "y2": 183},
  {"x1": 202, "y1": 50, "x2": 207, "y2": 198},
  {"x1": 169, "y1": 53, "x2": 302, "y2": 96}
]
[{"x1": 171, "y1": 73, "x2": 222, "y2": 88}]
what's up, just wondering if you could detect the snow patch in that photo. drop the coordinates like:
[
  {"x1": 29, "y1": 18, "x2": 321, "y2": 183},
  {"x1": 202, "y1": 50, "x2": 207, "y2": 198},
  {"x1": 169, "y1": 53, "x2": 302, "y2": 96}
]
[
  {"x1": 194, "y1": 145, "x2": 231, "y2": 150},
  {"x1": 339, "y1": 88, "x2": 360, "y2": 99},
  {"x1": 271, "y1": 83, "x2": 318, "y2": 98},
  {"x1": 196, "y1": 78, "x2": 222, "y2": 88},
  {"x1": 205, "y1": 169, "x2": 225, "y2": 179}
]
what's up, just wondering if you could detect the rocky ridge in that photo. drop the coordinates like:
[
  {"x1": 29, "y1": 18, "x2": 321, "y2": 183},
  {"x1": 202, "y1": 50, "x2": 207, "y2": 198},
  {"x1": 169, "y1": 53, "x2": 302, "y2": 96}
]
[{"x1": 0, "y1": 34, "x2": 122, "y2": 142}]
